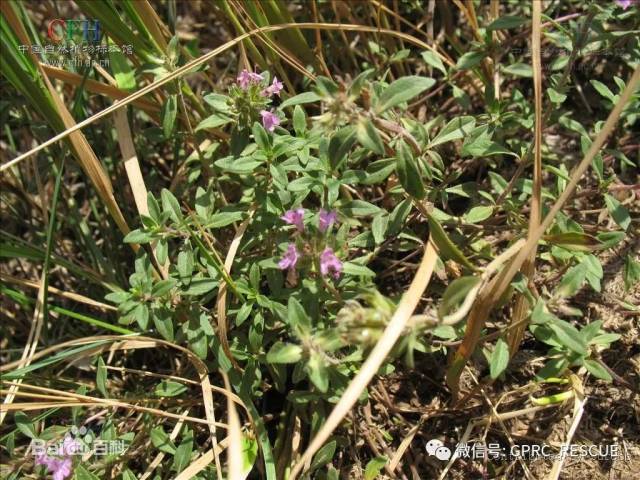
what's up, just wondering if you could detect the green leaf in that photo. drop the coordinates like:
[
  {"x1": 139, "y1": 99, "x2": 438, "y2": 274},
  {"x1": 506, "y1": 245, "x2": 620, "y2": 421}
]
[
  {"x1": 487, "y1": 15, "x2": 527, "y2": 30},
  {"x1": 604, "y1": 194, "x2": 631, "y2": 230},
  {"x1": 105, "y1": 291, "x2": 129, "y2": 304},
  {"x1": 155, "y1": 380, "x2": 188, "y2": 397},
  {"x1": 464, "y1": 206, "x2": 494, "y2": 224},
  {"x1": 357, "y1": 118, "x2": 385, "y2": 155},
  {"x1": 162, "y1": 94, "x2": 177, "y2": 138},
  {"x1": 207, "y1": 211, "x2": 244, "y2": 228},
  {"x1": 266, "y1": 342, "x2": 303, "y2": 363},
  {"x1": 536, "y1": 357, "x2": 569, "y2": 380},
  {"x1": 280, "y1": 91, "x2": 322, "y2": 108},
  {"x1": 123, "y1": 229, "x2": 153, "y2": 244},
  {"x1": 293, "y1": 105, "x2": 306, "y2": 135},
  {"x1": 307, "y1": 353, "x2": 329, "y2": 393},
  {"x1": 396, "y1": 141, "x2": 425, "y2": 199},
  {"x1": 557, "y1": 263, "x2": 586, "y2": 297},
  {"x1": 155, "y1": 239, "x2": 168, "y2": 266},
  {"x1": 421, "y1": 50, "x2": 447, "y2": 75},
  {"x1": 364, "y1": 456, "x2": 388, "y2": 480},
  {"x1": 623, "y1": 254, "x2": 640, "y2": 291},
  {"x1": 153, "y1": 307, "x2": 174, "y2": 341},
  {"x1": 14, "y1": 412, "x2": 36, "y2": 439},
  {"x1": 376, "y1": 76, "x2": 435, "y2": 113},
  {"x1": 203, "y1": 93, "x2": 232, "y2": 113},
  {"x1": 214, "y1": 156, "x2": 263, "y2": 174},
  {"x1": 74, "y1": 465, "x2": 101, "y2": 480},
  {"x1": 548, "y1": 87, "x2": 567, "y2": 104},
  {"x1": 133, "y1": 303, "x2": 149, "y2": 330},
  {"x1": 174, "y1": 430, "x2": 194, "y2": 472},
  {"x1": 584, "y1": 359, "x2": 612, "y2": 381},
  {"x1": 310, "y1": 440, "x2": 336, "y2": 471},
  {"x1": 183, "y1": 278, "x2": 218, "y2": 296},
  {"x1": 341, "y1": 200, "x2": 383, "y2": 217},
  {"x1": 328, "y1": 126, "x2": 357, "y2": 170},
  {"x1": 427, "y1": 215, "x2": 475, "y2": 270},
  {"x1": 195, "y1": 112, "x2": 233, "y2": 131},
  {"x1": 502, "y1": 63, "x2": 533, "y2": 77},
  {"x1": 372, "y1": 214, "x2": 389, "y2": 244},
  {"x1": 147, "y1": 193, "x2": 161, "y2": 222},
  {"x1": 456, "y1": 51, "x2": 485, "y2": 70},
  {"x1": 489, "y1": 338, "x2": 509, "y2": 379},
  {"x1": 241, "y1": 436, "x2": 259, "y2": 476},
  {"x1": 342, "y1": 262, "x2": 376, "y2": 277},
  {"x1": 151, "y1": 426, "x2": 176, "y2": 454},
  {"x1": 590, "y1": 80, "x2": 616, "y2": 102},
  {"x1": 161, "y1": 189, "x2": 183, "y2": 224},
  {"x1": 252, "y1": 121, "x2": 271, "y2": 151},
  {"x1": 549, "y1": 319, "x2": 587, "y2": 355},
  {"x1": 288, "y1": 297, "x2": 311, "y2": 333},
  {"x1": 177, "y1": 250, "x2": 194, "y2": 280},
  {"x1": 121, "y1": 470, "x2": 138, "y2": 480},
  {"x1": 122, "y1": 469, "x2": 138, "y2": 480},
  {"x1": 544, "y1": 232, "x2": 602, "y2": 252},
  {"x1": 108, "y1": 40, "x2": 135, "y2": 90},
  {"x1": 96, "y1": 356, "x2": 108, "y2": 397},
  {"x1": 591, "y1": 333, "x2": 621, "y2": 346},
  {"x1": 429, "y1": 116, "x2": 476, "y2": 148}
]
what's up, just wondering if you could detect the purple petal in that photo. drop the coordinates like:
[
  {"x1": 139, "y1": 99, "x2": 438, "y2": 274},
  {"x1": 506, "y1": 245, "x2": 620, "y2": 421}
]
[
  {"x1": 318, "y1": 209, "x2": 338, "y2": 232},
  {"x1": 319, "y1": 247, "x2": 342, "y2": 279}
]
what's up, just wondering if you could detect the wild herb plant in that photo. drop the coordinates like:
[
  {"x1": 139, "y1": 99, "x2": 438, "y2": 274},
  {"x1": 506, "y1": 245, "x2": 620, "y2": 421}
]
[{"x1": 1, "y1": 1, "x2": 639, "y2": 479}]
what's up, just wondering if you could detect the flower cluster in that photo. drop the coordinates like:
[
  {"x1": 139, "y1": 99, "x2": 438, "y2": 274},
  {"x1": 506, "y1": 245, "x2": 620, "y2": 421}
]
[
  {"x1": 278, "y1": 208, "x2": 343, "y2": 279},
  {"x1": 616, "y1": 0, "x2": 636, "y2": 9},
  {"x1": 232, "y1": 69, "x2": 282, "y2": 132},
  {"x1": 35, "y1": 435, "x2": 79, "y2": 480}
]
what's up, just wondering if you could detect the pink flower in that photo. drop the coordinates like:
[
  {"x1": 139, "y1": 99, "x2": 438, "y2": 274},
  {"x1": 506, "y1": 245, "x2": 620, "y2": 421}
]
[
  {"x1": 617, "y1": 0, "x2": 633, "y2": 8},
  {"x1": 35, "y1": 454, "x2": 73, "y2": 480},
  {"x1": 260, "y1": 110, "x2": 280, "y2": 132},
  {"x1": 320, "y1": 247, "x2": 342, "y2": 279},
  {"x1": 262, "y1": 76, "x2": 284, "y2": 97},
  {"x1": 278, "y1": 244, "x2": 300, "y2": 271},
  {"x1": 35, "y1": 452, "x2": 53, "y2": 468},
  {"x1": 318, "y1": 209, "x2": 337, "y2": 232},
  {"x1": 62, "y1": 435, "x2": 80, "y2": 456},
  {"x1": 249, "y1": 71, "x2": 264, "y2": 83},
  {"x1": 236, "y1": 69, "x2": 264, "y2": 89},
  {"x1": 49, "y1": 457, "x2": 73, "y2": 480},
  {"x1": 281, "y1": 208, "x2": 305, "y2": 231}
]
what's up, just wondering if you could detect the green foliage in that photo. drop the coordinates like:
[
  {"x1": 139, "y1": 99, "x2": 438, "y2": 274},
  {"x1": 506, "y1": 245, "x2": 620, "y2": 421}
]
[{"x1": 2, "y1": 1, "x2": 637, "y2": 478}]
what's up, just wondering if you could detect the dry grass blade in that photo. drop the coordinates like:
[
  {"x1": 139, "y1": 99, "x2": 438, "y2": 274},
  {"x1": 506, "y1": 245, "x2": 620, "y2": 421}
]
[
  {"x1": 507, "y1": 0, "x2": 543, "y2": 357},
  {"x1": 131, "y1": 0, "x2": 169, "y2": 53},
  {"x1": 0, "y1": 2, "x2": 131, "y2": 236},
  {"x1": 223, "y1": 372, "x2": 244, "y2": 480},
  {"x1": 41, "y1": 64, "x2": 160, "y2": 115},
  {"x1": 0, "y1": 274, "x2": 45, "y2": 425},
  {"x1": 546, "y1": 375, "x2": 586, "y2": 480},
  {"x1": 1, "y1": 22, "x2": 443, "y2": 172},
  {"x1": 0, "y1": 335, "x2": 239, "y2": 462},
  {"x1": 0, "y1": 273, "x2": 116, "y2": 311},
  {"x1": 113, "y1": 109, "x2": 150, "y2": 218},
  {"x1": 289, "y1": 239, "x2": 438, "y2": 479},
  {"x1": 112, "y1": 108, "x2": 167, "y2": 276},
  {"x1": 447, "y1": 65, "x2": 640, "y2": 396},
  {"x1": 174, "y1": 438, "x2": 230, "y2": 480}
]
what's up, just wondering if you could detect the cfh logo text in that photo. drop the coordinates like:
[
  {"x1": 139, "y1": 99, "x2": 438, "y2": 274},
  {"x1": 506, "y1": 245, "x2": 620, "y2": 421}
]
[{"x1": 47, "y1": 19, "x2": 100, "y2": 43}]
